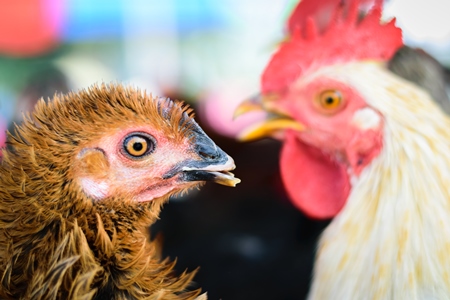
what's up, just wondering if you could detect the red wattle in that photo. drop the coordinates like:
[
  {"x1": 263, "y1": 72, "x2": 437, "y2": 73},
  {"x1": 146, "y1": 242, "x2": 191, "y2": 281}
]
[{"x1": 280, "y1": 132, "x2": 350, "y2": 219}]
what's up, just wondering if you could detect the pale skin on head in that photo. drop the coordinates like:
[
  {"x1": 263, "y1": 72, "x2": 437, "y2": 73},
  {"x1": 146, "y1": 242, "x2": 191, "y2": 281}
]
[
  {"x1": 351, "y1": 107, "x2": 382, "y2": 131},
  {"x1": 67, "y1": 96, "x2": 240, "y2": 203}
]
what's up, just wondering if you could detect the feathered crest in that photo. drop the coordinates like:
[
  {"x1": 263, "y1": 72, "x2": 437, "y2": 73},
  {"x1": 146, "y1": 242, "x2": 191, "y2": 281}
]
[{"x1": 262, "y1": 0, "x2": 403, "y2": 94}]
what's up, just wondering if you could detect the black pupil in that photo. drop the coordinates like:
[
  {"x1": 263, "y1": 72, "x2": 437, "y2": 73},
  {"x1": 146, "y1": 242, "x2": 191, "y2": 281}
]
[
  {"x1": 325, "y1": 97, "x2": 334, "y2": 104},
  {"x1": 133, "y1": 142, "x2": 144, "y2": 152}
]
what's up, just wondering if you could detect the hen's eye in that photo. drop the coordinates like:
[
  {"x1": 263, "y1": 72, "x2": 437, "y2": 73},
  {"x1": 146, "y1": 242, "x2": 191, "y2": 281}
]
[
  {"x1": 316, "y1": 90, "x2": 344, "y2": 113},
  {"x1": 123, "y1": 133, "x2": 155, "y2": 158}
]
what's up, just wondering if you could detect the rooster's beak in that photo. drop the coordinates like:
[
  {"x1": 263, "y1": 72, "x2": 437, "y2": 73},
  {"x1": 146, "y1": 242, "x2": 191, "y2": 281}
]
[
  {"x1": 234, "y1": 94, "x2": 305, "y2": 142},
  {"x1": 233, "y1": 94, "x2": 266, "y2": 118}
]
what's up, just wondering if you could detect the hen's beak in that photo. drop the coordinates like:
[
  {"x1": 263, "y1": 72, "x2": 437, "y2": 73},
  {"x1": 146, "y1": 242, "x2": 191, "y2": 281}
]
[
  {"x1": 234, "y1": 94, "x2": 305, "y2": 142},
  {"x1": 163, "y1": 125, "x2": 241, "y2": 187},
  {"x1": 180, "y1": 155, "x2": 240, "y2": 187}
]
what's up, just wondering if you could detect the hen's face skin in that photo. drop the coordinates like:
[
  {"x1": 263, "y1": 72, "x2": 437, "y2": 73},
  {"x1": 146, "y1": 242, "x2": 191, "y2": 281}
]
[{"x1": 73, "y1": 121, "x2": 238, "y2": 202}]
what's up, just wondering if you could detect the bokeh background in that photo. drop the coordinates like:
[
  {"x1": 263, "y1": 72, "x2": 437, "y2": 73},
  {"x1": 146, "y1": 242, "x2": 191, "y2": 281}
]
[{"x1": 0, "y1": 0, "x2": 449, "y2": 299}]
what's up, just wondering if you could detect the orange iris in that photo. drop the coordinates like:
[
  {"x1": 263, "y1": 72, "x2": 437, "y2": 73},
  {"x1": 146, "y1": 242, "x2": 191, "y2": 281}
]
[{"x1": 315, "y1": 90, "x2": 344, "y2": 113}]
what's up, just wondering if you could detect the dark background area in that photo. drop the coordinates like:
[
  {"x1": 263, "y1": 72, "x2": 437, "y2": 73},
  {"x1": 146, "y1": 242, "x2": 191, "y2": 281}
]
[{"x1": 153, "y1": 129, "x2": 330, "y2": 300}]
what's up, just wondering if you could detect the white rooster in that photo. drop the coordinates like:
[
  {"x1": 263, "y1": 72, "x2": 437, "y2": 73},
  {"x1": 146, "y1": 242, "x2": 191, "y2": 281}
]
[{"x1": 237, "y1": 0, "x2": 450, "y2": 298}]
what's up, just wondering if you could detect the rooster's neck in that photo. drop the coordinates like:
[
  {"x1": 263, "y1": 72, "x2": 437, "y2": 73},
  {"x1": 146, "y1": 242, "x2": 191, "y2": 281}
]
[{"x1": 308, "y1": 63, "x2": 450, "y2": 299}]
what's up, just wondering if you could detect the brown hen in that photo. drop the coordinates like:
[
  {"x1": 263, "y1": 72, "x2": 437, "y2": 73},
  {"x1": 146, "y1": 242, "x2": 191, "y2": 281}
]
[{"x1": 0, "y1": 83, "x2": 239, "y2": 299}]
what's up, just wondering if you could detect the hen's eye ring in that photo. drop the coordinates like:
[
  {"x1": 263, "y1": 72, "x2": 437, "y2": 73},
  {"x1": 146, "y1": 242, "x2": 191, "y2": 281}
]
[{"x1": 122, "y1": 133, "x2": 155, "y2": 158}]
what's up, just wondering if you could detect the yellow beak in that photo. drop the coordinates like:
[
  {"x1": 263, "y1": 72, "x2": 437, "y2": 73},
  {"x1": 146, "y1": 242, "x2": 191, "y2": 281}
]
[
  {"x1": 237, "y1": 118, "x2": 305, "y2": 141},
  {"x1": 234, "y1": 95, "x2": 305, "y2": 142},
  {"x1": 233, "y1": 94, "x2": 266, "y2": 119}
]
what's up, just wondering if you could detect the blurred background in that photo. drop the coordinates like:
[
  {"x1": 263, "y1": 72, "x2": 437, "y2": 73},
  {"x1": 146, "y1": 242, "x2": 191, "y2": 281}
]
[{"x1": 0, "y1": 0, "x2": 449, "y2": 299}]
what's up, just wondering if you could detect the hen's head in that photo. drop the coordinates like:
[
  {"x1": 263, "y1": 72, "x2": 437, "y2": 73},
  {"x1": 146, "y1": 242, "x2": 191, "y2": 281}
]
[
  {"x1": 236, "y1": 0, "x2": 413, "y2": 219},
  {"x1": 3, "y1": 84, "x2": 239, "y2": 209}
]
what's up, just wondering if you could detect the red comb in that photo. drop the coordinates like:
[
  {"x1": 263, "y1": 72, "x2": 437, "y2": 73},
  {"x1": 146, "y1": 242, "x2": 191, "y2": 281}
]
[{"x1": 262, "y1": 0, "x2": 403, "y2": 94}]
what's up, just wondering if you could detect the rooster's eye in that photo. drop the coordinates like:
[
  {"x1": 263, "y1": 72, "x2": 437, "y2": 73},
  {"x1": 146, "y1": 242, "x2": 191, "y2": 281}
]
[
  {"x1": 316, "y1": 90, "x2": 343, "y2": 113},
  {"x1": 122, "y1": 133, "x2": 155, "y2": 158}
]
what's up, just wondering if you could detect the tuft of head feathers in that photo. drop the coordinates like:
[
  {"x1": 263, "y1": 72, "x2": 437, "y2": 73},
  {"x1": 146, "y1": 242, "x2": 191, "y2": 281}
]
[
  {"x1": 13, "y1": 83, "x2": 196, "y2": 150},
  {"x1": 262, "y1": 0, "x2": 403, "y2": 94}
]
